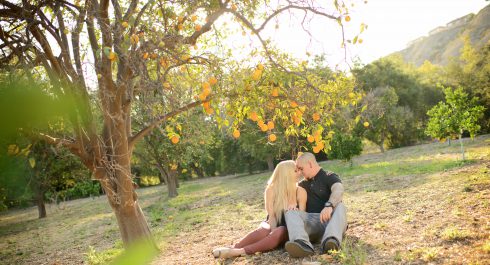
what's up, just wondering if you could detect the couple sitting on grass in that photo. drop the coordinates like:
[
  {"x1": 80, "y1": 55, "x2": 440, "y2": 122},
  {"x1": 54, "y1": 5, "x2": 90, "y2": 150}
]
[{"x1": 212, "y1": 152, "x2": 348, "y2": 259}]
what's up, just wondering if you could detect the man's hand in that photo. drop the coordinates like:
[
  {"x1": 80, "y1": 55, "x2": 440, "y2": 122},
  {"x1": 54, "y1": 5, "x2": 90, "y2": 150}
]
[{"x1": 320, "y1": 206, "x2": 333, "y2": 223}]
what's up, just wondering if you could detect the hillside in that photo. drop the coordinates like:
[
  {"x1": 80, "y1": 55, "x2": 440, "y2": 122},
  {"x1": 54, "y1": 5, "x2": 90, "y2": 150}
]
[
  {"x1": 0, "y1": 135, "x2": 489, "y2": 264},
  {"x1": 397, "y1": 4, "x2": 490, "y2": 66}
]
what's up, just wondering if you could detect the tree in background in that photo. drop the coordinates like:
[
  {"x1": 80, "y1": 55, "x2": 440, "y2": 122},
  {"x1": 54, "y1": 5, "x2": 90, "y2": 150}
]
[
  {"x1": 356, "y1": 86, "x2": 399, "y2": 152},
  {"x1": 236, "y1": 120, "x2": 292, "y2": 172},
  {"x1": 0, "y1": 0, "x2": 362, "y2": 246},
  {"x1": 353, "y1": 55, "x2": 443, "y2": 148},
  {"x1": 328, "y1": 132, "x2": 362, "y2": 167},
  {"x1": 426, "y1": 87, "x2": 486, "y2": 160},
  {"x1": 445, "y1": 39, "x2": 490, "y2": 131}
]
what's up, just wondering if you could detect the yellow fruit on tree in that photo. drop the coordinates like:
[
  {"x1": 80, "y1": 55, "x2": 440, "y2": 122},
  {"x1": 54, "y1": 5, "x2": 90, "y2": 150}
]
[
  {"x1": 158, "y1": 41, "x2": 165, "y2": 48},
  {"x1": 142, "y1": 52, "x2": 149, "y2": 59},
  {"x1": 257, "y1": 63, "x2": 264, "y2": 70},
  {"x1": 316, "y1": 142, "x2": 325, "y2": 150},
  {"x1": 233, "y1": 129, "x2": 240, "y2": 139},
  {"x1": 150, "y1": 53, "x2": 157, "y2": 59},
  {"x1": 358, "y1": 39, "x2": 363, "y2": 44},
  {"x1": 202, "y1": 101, "x2": 210, "y2": 109},
  {"x1": 348, "y1": 92, "x2": 355, "y2": 98},
  {"x1": 177, "y1": 24, "x2": 183, "y2": 31},
  {"x1": 191, "y1": 15, "x2": 197, "y2": 22},
  {"x1": 345, "y1": 15, "x2": 351, "y2": 22},
  {"x1": 163, "y1": 82, "x2": 171, "y2": 89},
  {"x1": 178, "y1": 16, "x2": 184, "y2": 23},
  {"x1": 313, "y1": 146, "x2": 321, "y2": 154},
  {"x1": 195, "y1": 24, "x2": 202, "y2": 31},
  {"x1": 130, "y1": 34, "x2": 139, "y2": 44},
  {"x1": 181, "y1": 54, "x2": 190, "y2": 61},
  {"x1": 314, "y1": 134, "x2": 321, "y2": 143},
  {"x1": 209, "y1": 76, "x2": 218, "y2": 85},
  {"x1": 260, "y1": 124, "x2": 268, "y2": 132},
  {"x1": 63, "y1": 29, "x2": 69, "y2": 35},
  {"x1": 292, "y1": 115, "x2": 301, "y2": 126},
  {"x1": 121, "y1": 21, "x2": 129, "y2": 28},
  {"x1": 231, "y1": 3, "x2": 237, "y2": 11},
  {"x1": 290, "y1": 101, "x2": 298, "y2": 108},
  {"x1": 268, "y1": 134, "x2": 277, "y2": 142},
  {"x1": 271, "y1": 88, "x2": 279, "y2": 97},
  {"x1": 267, "y1": 121, "x2": 275, "y2": 130},
  {"x1": 307, "y1": 135, "x2": 315, "y2": 143},
  {"x1": 108, "y1": 51, "x2": 116, "y2": 61},
  {"x1": 312, "y1": 112, "x2": 320, "y2": 121},
  {"x1": 363, "y1": 121, "x2": 370, "y2": 127},
  {"x1": 205, "y1": 107, "x2": 214, "y2": 115},
  {"x1": 252, "y1": 69, "x2": 262, "y2": 81},
  {"x1": 171, "y1": 135, "x2": 180, "y2": 144},
  {"x1": 249, "y1": 111, "x2": 258, "y2": 121}
]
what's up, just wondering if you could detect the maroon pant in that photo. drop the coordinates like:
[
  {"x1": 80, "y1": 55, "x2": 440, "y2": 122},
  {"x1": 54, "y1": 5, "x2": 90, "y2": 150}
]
[{"x1": 233, "y1": 225, "x2": 288, "y2": 254}]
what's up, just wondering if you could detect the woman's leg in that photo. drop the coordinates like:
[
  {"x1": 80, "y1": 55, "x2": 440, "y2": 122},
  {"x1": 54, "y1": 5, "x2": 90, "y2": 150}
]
[
  {"x1": 233, "y1": 226, "x2": 271, "y2": 249},
  {"x1": 243, "y1": 226, "x2": 289, "y2": 255}
]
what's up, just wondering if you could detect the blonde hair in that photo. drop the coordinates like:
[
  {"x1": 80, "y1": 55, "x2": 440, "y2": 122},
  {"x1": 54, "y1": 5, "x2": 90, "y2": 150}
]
[{"x1": 265, "y1": 160, "x2": 298, "y2": 225}]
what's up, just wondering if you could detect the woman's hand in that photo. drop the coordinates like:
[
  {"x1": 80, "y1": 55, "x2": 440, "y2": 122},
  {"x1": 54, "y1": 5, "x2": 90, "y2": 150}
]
[
  {"x1": 287, "y1": 204, "x2": 299, "y2": 211},
  {"x1": 267, "y1": 218, "x2": 277, "y2": 230}
]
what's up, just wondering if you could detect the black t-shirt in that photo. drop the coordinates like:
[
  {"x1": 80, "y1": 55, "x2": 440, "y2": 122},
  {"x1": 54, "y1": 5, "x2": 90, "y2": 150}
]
[{"x1": 299, "y1": 169, "x2": 341, "y2": 213}]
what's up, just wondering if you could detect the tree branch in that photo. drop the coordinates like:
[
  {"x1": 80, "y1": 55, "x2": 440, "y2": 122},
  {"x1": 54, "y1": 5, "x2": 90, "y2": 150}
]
[{"x1": 128, "y1": 97, "x2": 214, "y2": 149}]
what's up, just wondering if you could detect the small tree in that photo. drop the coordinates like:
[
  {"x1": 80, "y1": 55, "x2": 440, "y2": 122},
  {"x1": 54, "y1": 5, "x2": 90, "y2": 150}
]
[
  {"x1": 328, "y1": 132, "x2": 362, "y2": 167},
  {"x1": 426, "y1": 87, "x2": 486, "y2": 160}
]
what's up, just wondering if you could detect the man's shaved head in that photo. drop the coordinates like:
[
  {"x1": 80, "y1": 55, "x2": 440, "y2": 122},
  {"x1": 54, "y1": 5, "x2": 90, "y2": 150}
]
[
  {"x1": 296, "y1": 152, "x2": 317, "y2": 165},
  {"x1": 295, "y1": 152, "x2": 320, "y2": 179}
]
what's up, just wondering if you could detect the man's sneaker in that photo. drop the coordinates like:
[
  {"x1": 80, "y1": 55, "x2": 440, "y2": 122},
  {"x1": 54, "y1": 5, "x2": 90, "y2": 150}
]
[
  {"x1": 285, "y1": 240, "x2": 314, "y2": 258},
  {"x1": 322, "y1": 237, "x2": 340, "y2": 253}
]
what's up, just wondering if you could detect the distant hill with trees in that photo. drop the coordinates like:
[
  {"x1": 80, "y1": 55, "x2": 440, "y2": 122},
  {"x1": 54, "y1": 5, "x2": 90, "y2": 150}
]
[{"x1": 396, "y1": 4, "x2": 490, "y2": 66}]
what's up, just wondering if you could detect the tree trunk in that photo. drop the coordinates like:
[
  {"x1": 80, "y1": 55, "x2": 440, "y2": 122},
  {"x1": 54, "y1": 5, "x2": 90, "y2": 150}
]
[
  {"x1": 379, "y1": 131, "x2": 385, "y2": 153},
  {"x1": 35, "y1": 189, "x2": 47, "y2": 219},
  {"x1": 113, "y1": 200, "x2": 155, "y2": 248},
  {"x1": 155, "y1": 163, "x2": 168, "y2": 185},
  {"x1": 459, "y1": 132, "x2": 465, "y2": 160},
  {"x1": 266, "y1": 155, "x2": 274, "y2": 171},
  {"x1": 167, "y1": 172, "x2": 178, "y2": 198}
]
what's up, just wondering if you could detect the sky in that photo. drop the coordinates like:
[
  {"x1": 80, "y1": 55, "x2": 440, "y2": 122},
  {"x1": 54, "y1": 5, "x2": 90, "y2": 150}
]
[{"x1": 263, "y1": 0, "x2": 490, "y2": 68}]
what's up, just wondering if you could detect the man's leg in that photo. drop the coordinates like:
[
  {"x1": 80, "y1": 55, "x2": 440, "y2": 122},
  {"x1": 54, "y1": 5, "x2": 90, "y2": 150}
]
[
  {"x1": 321, "y1": 202, "x2": 348, "y2": 251},
  {"x1": 304, "y1": 213, "x2": 326, "y2": 244},
  {"x1": 284, "y1": 210, "x2": 314, "y2": 257},
  {"x1": 284, "y1": 210, "x2": 309, "y2": 244}
]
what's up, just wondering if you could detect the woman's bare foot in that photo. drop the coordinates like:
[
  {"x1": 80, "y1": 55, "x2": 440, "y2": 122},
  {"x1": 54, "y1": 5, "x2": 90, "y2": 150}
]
[{"x1": 212, "y1": 247, "x2": 246, "y2": 258}]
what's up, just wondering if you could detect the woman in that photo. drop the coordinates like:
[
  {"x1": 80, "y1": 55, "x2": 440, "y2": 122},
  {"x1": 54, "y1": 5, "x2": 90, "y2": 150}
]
[{"x1": 212, "y1": 160, "x2": 307, "y2": 258}]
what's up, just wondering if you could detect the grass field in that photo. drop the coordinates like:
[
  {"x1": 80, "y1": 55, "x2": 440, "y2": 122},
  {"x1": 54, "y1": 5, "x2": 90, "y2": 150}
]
[{"x1": 0, "y1": 135, "x2": 489, "y2": 265}]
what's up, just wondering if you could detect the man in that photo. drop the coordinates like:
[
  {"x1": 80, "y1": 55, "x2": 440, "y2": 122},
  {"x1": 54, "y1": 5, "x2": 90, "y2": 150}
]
[{"x1": 284, "y1": 152, "x2": 348, "y2": 258}]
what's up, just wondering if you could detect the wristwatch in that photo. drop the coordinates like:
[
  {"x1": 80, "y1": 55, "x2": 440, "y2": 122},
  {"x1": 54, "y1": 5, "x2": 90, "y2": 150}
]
[{"x1": 324, "y1": 201, "x2": 333, "y2": 209}]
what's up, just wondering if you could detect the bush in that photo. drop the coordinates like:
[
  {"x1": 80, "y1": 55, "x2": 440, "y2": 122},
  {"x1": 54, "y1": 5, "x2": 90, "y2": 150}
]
[
  {"x1": 53, "y1": 180, "x2": 102, "y2": 201},
  {"x1": 139, "y1": 176, "x2": 160, "y2": 187},
  {"x1": 328, "y1": 132, "x2": 362, "y2": 164}
]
